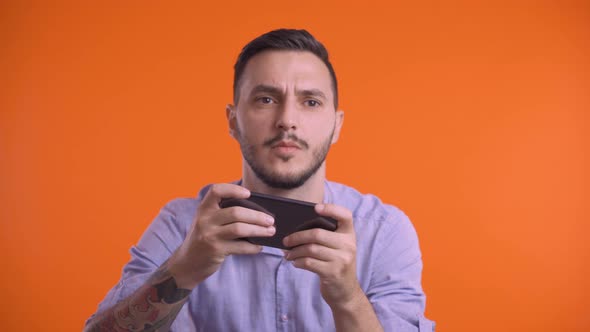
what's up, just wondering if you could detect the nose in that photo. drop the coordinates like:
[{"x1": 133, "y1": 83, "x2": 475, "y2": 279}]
[{"x1": 275, "y1": 100, "x2": 298, "y2": 131}]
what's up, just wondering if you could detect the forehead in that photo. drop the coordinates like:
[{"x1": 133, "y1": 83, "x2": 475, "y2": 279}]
[{"x1": 239, "y1": 50, "x2": 333, "y2": 97}]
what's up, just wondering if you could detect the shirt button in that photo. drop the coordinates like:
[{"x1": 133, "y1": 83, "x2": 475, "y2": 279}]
[{"x1": 281, "y1": 314, "x2": 288, "y2": 321}]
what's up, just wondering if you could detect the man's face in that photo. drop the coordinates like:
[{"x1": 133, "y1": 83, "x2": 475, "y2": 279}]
[{"x1": 228, "y1": 50, "x2": 344, "y2": 189}]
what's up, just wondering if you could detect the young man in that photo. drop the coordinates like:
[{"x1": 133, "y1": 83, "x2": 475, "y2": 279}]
[{"x1": 85, "y1": 29, "x2": 434, "y2": 331}]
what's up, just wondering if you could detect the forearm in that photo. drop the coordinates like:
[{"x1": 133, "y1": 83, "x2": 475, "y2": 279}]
[
  {"x1": 84, "y1": 260, "x2": 191, "y2": 332},
  {"x1": 331, "y1": 288, "x2": 383, "y2": 332}
]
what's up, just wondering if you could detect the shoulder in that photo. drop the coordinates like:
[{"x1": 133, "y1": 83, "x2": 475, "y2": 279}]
[
  {"x1": 144, "y1": 184, "x2": 213, "y2": 242},
  {"x1": 155, "y1": 181, "x2": 245, "y2": 233},
  {"x1": 160, "y1": 184, "x2": 212, "y2": 218},
  {"x1": 326, "y1": 181, "x2": 418, "y2": 248},
  {"x1": 326, "y1": 180, "x2": 409, "y2": 224}
]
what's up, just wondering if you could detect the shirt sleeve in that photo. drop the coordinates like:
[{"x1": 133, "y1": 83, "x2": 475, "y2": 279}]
[
  {"x1": 367, "y1": 209, "x2": 435, "y2": 332},
  {"x1": 86, "y1": 198, "x2": 195, "y2": 323}
]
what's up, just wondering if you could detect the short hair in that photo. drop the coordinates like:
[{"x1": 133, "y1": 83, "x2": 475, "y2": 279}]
[{"x1": 233, "y1": 29, "x2": 338, "y2": 109}]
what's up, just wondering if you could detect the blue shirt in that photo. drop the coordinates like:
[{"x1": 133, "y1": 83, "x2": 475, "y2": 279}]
[{"x1": 93, "y1": 181, "x2": 435, "y2": 331}]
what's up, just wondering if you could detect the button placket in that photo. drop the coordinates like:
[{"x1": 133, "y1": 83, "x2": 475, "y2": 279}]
[{"x1": 275, "y1": 258, "x2": 291, "y2": 331}]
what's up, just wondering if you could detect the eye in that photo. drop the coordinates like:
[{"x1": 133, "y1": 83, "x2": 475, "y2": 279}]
[
  {"x1": 304, "y1": 99, "x2": 321, "y2": 107},
  {"x1": 257, "y1": 97, "x2": 274, "y2": 104}
]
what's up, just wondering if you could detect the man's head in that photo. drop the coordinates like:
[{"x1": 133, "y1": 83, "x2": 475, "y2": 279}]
[
  {"x1": 233, "y1": 29, "x2": 338, "y2": 109},
  {"x1": 227, "y1": 29, "x2": 344, "y2": 190}
]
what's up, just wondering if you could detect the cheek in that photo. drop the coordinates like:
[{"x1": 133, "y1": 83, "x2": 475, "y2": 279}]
[
  {"x1": 308, "y1": 118, "x2": 335, "y2": 139},
  {"x1": 238, "y1": 113, "x2": 270, "y2": 131},
  {"x1": 237, "y1": 121, "x2": 266, "y2": 145}
]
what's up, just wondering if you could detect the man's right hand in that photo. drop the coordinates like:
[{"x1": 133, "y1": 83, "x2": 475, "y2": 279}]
[{"x1": 167, "y1": 183, "x2": 275, "y2": 289}]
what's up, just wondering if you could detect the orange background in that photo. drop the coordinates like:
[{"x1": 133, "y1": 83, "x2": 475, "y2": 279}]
[{"x1": 1, "y1": 1, "x2": 588, "y2": 331}]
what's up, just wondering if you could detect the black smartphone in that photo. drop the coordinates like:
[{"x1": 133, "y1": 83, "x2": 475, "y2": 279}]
[{"x1": 219, "y1": 192, "x2": 338, "y2": 249}]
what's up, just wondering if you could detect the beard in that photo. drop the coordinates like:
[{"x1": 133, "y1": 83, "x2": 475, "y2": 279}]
[{"x1": 235, "y1": 125, "x2": 335, "y2": 189}]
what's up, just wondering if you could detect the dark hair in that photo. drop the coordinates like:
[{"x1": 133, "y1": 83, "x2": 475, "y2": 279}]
[{"x1": 233, "y1": 29, "x2": 338, "y2": 109}]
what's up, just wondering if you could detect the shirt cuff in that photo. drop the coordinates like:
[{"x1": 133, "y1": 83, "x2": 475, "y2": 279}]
[{"x1": 418, "y1": 315, "x2": 435, "y2": 331}]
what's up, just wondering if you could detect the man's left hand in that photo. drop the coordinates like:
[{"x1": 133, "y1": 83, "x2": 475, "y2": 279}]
[{"x1": 283, "y1": 203, "x2": 363, "y2": 308}]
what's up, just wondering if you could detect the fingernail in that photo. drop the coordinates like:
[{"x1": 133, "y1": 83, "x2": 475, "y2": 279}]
[
  {"x1": 265, "y1": 216, "x2": 275, "y2": 225},
  {"x1": 316, "y1": 204, "x2": 325, "y2": 212},
  {"x1": 268, "y1": 226, "x2": 276, "y2": 234}
]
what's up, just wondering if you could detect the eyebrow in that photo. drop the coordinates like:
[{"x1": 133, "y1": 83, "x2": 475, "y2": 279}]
[
  {"x1": 250, "y1": 84, "x2": 282, "y2": 96},
  {"x1": 297, "y1": 88, "x2": 327, "y2": 100},
  {"x1": 250, "y1": 84, "x2": 327, "y2": 100}
]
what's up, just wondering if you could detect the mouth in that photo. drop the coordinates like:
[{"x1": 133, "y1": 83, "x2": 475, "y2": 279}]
[
  {"x1": 272, "y1": 141, "x2": 302, "y2": 149},
  {"x1": 264, "y1": 133, "x2": 309, "y2": 151},
  {"x1": 270, "y1": 140, "x2": 302, "y2": 156}
]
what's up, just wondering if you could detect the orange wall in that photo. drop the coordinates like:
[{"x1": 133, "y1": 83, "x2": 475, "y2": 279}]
[{"x1": 1, "y1": 1, "x2": 588, "y2": 331}]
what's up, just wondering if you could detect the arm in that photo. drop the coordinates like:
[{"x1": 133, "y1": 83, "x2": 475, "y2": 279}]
[
  {"x1": 366, "y1": 212, "x2": 434, "y2": 331},
  {"x1": 328, "y1": 286, "x2": 384, "y2": 332},
  {"x1": 283, "y1": 204, "x2": 383, "y2": 332},
  {"x1": 84, "y1": 259, "x2": 190, "y2": 332},
  {"x1": 85, "y1": 183, "x2": 276, "y2": 331}
]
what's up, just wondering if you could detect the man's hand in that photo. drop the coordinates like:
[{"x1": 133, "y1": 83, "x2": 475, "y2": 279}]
[
  {"x1": 283, "y1": 204, "x2": 383, "y2": 331},
  {"x1": 282, "y1": 204, "x2": 362, "y2": 308},
  {"x1": 168, "y1": 183, "x2": 276, "y2": 289}
]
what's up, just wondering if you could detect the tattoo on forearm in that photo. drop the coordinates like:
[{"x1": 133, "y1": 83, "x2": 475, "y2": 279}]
[{"x1": 86, "y1": 260, "x2": 191, "y2": 332}]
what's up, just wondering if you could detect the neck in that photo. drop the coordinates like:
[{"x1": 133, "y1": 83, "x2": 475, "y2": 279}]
[{"x1": 241, "y1": 164, "x2": 326, "y2": 203}]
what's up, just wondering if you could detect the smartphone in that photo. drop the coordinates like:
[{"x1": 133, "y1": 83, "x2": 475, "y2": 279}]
[{"x1": 219, "y1": 192, "x2": 338, "y2": 249}]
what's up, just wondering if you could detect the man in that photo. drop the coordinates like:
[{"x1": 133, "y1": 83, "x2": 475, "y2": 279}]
[{"x1": 85, "y1": 29, "x2": 434, "y2": 331}]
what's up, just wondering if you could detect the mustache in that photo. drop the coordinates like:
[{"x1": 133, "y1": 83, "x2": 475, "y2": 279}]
[{"x1": 263, "y1": 133, "x2": 309, "y2": 150}]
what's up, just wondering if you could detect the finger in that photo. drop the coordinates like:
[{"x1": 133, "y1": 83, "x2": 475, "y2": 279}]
[
  {"x1": 216, "y1": 222, "x2": 276, "y2": 240},
  {"x1": 200, "y1": 183, "x2": 250, "y2": 210},
  {"x1": 315, "y1": 204, "x2": 354, "y2": 233},
  {"x1": 285, "y1": 243, "x2": 336, "y2": 262},
  {"x1": 224, "y1": 240, "x2": 264, "y2": 255},
  {"x1": 216, "y1": 206, "x2": 274, "y2": 227},
  {"x1": 290, "y1": 256, "x2": 330, "y2": 275},
  {"x1": 283, "y1": 228, "x2": 340, "y2": 249}
]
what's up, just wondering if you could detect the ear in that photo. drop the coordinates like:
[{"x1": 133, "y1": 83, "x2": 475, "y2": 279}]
[
  {"x1": 226, "y1": 104, "x2": 237, "y2": 139},
  {"x1": 331, "y1": 110, "x2": 345, "y2": 144}
]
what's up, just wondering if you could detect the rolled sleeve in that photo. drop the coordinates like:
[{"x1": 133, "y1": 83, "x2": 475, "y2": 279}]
[
  {"x1": 367, "y1": 210, "x2": 435, "y2": 331},
  {"x1": 89, "y1": 199, "x2": 193, "y2": 319}
]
